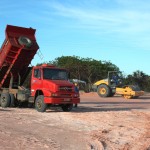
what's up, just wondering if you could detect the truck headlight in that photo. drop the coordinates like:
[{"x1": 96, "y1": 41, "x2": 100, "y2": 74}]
[
  {"x1": 51, "y1": 93, "x2": 58, "y2": 97},
  {"x1": 74, "y1": 93, "x2": 79, "y2": 97}
]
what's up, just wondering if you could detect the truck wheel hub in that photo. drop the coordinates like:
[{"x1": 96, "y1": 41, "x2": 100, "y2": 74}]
[{"x1": 37, "y1": 100, "x2": 42, "y2": 109}]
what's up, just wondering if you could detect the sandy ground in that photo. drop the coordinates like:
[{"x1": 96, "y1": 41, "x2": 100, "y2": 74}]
[{"x1": 0, "y1": 92, "x2": 150, "y2": 150}]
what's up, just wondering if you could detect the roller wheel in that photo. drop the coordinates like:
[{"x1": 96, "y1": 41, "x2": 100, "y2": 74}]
[{"x1": 97, "y1": 84, "x2": 111, "y2": 97}]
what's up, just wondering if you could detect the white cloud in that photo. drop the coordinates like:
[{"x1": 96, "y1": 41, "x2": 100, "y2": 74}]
[
  {"x1": 39, "y1": 0, "x2": 150, "y2": 51},
  {"x1": 1, "y1": 0, "x2": 150, "y2": 50},
  {"x1": 44, "y1": 1, "x2": 150, "y2": 35}
]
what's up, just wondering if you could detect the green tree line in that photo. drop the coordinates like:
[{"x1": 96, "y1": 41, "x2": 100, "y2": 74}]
[{"x1": 38, "y1": 56, "x2": 150, "y2": 92}]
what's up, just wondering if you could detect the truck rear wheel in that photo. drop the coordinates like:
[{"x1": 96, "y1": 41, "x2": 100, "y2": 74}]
[
  {"x1": 97, "y1": 84, "x2": 111, "y2": 97},
  {"x1": 35, "y1": 95, "x2": 47, "y2": 112},
  {"x1": 61, "y1": 104, "x2": 73, "y2": 112},
  {"x1": 0, "y1": 93, "x2": 11, "y2": 108}
]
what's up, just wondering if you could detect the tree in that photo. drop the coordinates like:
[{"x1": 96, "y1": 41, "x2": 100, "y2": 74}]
[
  {"x1": 48, "y1": 56, "x2": 120, "y2": 91},
  {"x1": 49, "y1": 56, "x2": 82, "y2": 79},
  {"x1": 124, "y1": 70, "x2": 150, "y2": 91},
  {"x1": 36, "y1": 56, "x2": 150, "y2": 92}
]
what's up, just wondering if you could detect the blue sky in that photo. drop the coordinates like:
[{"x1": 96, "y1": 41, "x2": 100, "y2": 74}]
[{"x1": 0, "y1": 0, "x2": 150, "y2": 75}]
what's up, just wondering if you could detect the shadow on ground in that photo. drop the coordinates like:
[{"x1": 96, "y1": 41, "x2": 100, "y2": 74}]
[{"x1": 70, "y1": 106, "x2": 149, "y2": 113}]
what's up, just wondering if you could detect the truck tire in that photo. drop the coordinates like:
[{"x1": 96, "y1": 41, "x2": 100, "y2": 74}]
[
  {"x1": 61, "y1": 104, "x2": 73, "y2": 112},
  {"x1": 18, "y1": 36, "x2": 32, "y2": 48},
  {"x1": 0, "y1": 93, "x2": 11, "y2": 108},
  {"x1": 97, "y1": 84, "x2": 111, "y2": 97},
  {"x1": 35, "y1": 95, "x2": 47, "y2": 112}
]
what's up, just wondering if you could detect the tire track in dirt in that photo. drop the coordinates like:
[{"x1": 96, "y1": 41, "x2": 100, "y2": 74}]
[
  {"x1": 87, "y1": 110, "x2": 150, "y2": 150},
  {"x1": 0, "y1": 94, "x2": 150, "y2": 150},
  {"x1": 0, "y1": 109, "x2": 61, "y2": 150},
  {"x1": 128, "y1": 111, "x2": 150, "y2": 150}
]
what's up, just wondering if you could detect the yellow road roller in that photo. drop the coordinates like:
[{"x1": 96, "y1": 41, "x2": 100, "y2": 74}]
[{"x1": 93, "y1": 71, "x2": 144, "y2": 99}]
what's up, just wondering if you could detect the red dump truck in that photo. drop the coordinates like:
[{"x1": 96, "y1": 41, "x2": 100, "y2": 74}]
[{"x1": 0, "y1": 25, "x2": 80, "y2": 112}]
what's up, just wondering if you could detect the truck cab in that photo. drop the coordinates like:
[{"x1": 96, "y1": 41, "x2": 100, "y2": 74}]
[{"x1": 31, "y1": 64, "x2": 80, "y2": 112}]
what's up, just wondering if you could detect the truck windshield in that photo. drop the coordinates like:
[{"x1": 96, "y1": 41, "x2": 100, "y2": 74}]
[{"x1": 43, "y1": 68, "x2": 68, "y2": 80}]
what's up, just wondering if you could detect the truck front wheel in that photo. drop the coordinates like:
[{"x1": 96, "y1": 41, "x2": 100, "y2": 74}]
[
  {"x1": 0, "y1": 93, "x2": 11, "y2": 108},
  {"x1": 35, "y1": 95, "x2": 47, "y2": 112},
  {"x1": 61, "y1": 104, "x2": 73, "y2": 112}
]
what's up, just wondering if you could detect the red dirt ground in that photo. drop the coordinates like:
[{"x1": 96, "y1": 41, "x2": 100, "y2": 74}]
[{"x1": 0, "y1": 92, "x2": 150, "y2": 150}]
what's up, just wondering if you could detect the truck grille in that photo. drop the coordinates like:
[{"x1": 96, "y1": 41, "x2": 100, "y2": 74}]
[
  {"x1": 59, "y1": 86, "x2": 73, "y2": 92},
  {"x1": 60, "y1": 94, "x2": 72, "y2": 97}
]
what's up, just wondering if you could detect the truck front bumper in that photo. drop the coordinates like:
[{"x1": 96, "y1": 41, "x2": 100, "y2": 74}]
[{"x1": 44, "y1": 97, "x2": 80, "y2": 104}]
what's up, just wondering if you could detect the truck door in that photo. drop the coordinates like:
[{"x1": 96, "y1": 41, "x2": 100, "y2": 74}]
[{"x1": 31, "y1": 68, "x2": 42, "y2": 96}]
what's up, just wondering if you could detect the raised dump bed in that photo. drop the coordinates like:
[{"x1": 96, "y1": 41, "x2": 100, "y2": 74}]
[{"x1": 0, "y1": 25, "x2": 39, "y2": 88}]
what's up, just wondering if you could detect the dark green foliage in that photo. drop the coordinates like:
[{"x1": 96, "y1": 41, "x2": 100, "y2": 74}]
[
  {"x1": 124, "y1": 70, "x2": 150, "y2": 91},
  {"x1": 35, "y1": 56, "x2": 150, "y2": 92},
  {"x1": 46, "y1": 56, "x2": 119, "y2": 91},
  {"x1": 50, "y1": 56, "x2": 118, "y2": 80}
]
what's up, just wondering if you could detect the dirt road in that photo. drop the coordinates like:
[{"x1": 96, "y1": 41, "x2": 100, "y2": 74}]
[{"x1": 0, "y1": 93, "x2": 150, "y2": 150}]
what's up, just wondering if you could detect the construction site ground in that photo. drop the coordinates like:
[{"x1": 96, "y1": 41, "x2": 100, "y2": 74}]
[{"x1": 0, "y1": 92, "x2": 150, "y2": 150}]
